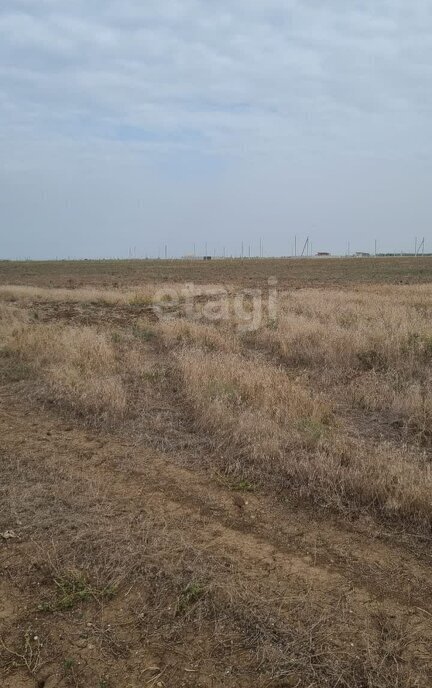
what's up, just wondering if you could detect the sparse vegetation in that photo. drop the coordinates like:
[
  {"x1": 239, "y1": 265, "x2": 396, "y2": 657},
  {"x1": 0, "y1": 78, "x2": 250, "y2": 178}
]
[
  {"x1": 39, "y1": 571, "x2": 117, "y2": 612},
  {"x1": 1, "y1": 259, "x2": 432, "y2": 687}
]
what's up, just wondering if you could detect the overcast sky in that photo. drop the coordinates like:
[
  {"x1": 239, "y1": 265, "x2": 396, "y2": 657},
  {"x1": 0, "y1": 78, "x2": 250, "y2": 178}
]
[{"x1": 1, "y1": 1, "x2": 431, "y2": 259}]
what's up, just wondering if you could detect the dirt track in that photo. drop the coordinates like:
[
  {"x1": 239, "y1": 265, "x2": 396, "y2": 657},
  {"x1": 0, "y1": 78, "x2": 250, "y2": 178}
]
[{"x1": 1, "y1": 334, "x2": 432, "y2": 686}]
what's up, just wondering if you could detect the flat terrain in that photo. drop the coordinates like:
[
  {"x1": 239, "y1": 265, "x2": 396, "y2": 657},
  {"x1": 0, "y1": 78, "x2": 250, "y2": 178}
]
[
  {"x1": 1, "y1": 259, "x2": 432, "y2": 687},
  {"x1": 1, "y1": 255, "x2": 432, "y2": 289}
]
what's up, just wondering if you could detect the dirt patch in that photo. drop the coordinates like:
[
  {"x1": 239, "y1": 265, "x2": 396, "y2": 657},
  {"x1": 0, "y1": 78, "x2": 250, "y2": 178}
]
[{"x1": 0, "y1": 582, "x2": 18, "y2": 622}]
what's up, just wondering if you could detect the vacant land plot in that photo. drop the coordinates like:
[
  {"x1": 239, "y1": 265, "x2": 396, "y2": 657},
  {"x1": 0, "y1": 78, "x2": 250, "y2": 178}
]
[
  {"x1": 1, "y1": 255, "x2": 432, "y2": 289},
  {"x1": 1, "y1": 259, "x2": 432, "y2": 687}
]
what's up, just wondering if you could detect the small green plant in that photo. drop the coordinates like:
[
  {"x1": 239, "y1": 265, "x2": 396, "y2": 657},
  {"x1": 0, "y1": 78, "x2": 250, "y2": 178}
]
[
  {"x1": 39, "y1": 572, "x2": 116, "y2": 612},
  {"x1": 231, "y1": 479, "x2": 255, "y2": 492},
  {"x1": 176, "y1": 581, "x2": 205, "y2": 616},
  {"x1": 215, "y1": 471, "x2": 255, "y2": 492},
  {"x1": 63, "y1": 658, "x2": 75, "y2": 673}
]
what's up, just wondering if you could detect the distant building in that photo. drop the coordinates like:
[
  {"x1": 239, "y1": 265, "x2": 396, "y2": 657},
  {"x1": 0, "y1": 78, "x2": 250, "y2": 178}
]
[
  {"x1": 203, "y1": 255, "x2": 212, "y2": 261},
  {"x1": 355, "y1": 252, "x2": 371, "y2": 257},
  {"x1": 316, "y1": 252, "x2": 331, "y2": 257}
]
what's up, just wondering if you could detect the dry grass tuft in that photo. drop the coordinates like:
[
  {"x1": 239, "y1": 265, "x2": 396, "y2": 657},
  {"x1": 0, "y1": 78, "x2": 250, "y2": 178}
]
[
  {"x1": 2, "y1": 323, "x2": 127, "y2": 423},
  {"x1": 176, "y1": 346, "x2": 332, "y2": 471},
  {"x1": 160, "y1": 320, "x2": 241, "y2": 352}
]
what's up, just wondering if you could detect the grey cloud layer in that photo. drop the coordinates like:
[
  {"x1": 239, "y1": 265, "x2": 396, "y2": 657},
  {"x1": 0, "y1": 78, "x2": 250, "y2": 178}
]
[{"x1": 1, "y1": 1, "x2": 431, "y2": 257}]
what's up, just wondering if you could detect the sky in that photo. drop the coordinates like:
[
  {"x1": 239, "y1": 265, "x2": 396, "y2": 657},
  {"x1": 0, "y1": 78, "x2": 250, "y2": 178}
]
[{"x1": 1, "y1": 0, "x2": 431, "y2": 259}]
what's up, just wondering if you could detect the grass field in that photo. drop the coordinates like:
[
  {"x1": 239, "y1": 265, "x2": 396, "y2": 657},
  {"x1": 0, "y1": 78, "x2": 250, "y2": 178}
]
[
  {"x1": 1, "y1": 258, "x2": 432, "y2": 687},
  {"x1": 1, "y1": 255, "x2": 432, "y2": 289}
]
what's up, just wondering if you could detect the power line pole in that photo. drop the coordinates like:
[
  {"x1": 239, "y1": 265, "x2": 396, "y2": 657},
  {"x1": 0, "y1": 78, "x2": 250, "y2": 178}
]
[{"x1": 301, "y1": 236, "x2": 309, "y2": 257}]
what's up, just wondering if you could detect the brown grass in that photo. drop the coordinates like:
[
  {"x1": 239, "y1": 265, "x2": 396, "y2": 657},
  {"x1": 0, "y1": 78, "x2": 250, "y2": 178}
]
[
  {"x1": 0, "y1": 283, "x2": 165, "y2": 305},
  {"x1": 2, "y1": 274, "x2": 432, "y2": 687},
  {"x1": 160, "y1": 319, "x2": 241, "y2": 352},
  {"x1": 2, "y1": 323, "x2": 127, "y2": 423},
  {"x1": 2, "y1": 281, "x2": 432, "y2": 531},
  {"x1": 255, "y1": 286, "x2": 432, "y2": 442},
  {"x1": 172, "y1": 345, "x2": 432, "y2": 532}
]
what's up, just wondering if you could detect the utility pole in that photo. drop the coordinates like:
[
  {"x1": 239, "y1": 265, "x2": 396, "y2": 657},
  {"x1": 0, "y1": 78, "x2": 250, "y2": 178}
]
[
  {"x1": 301, "y1": 236, "x2": 309, "y2": 257},
  {"x1": 294, "y1": 235, "x2": 297, "y2": 257}
]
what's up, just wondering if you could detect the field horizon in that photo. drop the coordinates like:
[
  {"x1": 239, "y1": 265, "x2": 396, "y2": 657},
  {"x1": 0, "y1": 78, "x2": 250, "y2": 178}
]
[{"x1": 1, "y1": 255, "x2": 432, "y2": 291}]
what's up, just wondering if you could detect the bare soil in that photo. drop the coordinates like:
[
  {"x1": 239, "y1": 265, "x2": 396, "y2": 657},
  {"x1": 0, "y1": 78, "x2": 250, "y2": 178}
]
[{"x1": 1, "y1": 256, "x2": 432, "y2": 290}]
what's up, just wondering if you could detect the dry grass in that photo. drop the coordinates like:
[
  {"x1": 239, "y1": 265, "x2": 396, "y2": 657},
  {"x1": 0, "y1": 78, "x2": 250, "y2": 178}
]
[
  {"x1": 0, "y1": 283, "x2": 164, "y2": 305},
  {"x1": 160, "y1": 319, "x2": 241, "y2": 352},
  {"x1": 0, "y1": 282, "x2": 237, "y2": 309},
  {"x1": 172, "y1": 345, "x2": 432, "y2": 532},
  {"x1": 2, "y1": 281, "x2": 432, "y2": 531},
  {"x1": 2, "y1": 275, "x2": 432, "y2": 687},
  {"x1": 2, "y1": 323, "x2": 127, "y2": 423},
  {"x1": 255, "y1": 286, "x2": 432, "y2": 442}
]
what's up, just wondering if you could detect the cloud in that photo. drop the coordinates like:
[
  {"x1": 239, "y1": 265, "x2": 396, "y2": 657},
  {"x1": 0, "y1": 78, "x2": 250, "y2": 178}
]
[{"x1": 1, "y1": 1, "x2": 432, "y2": 257}]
